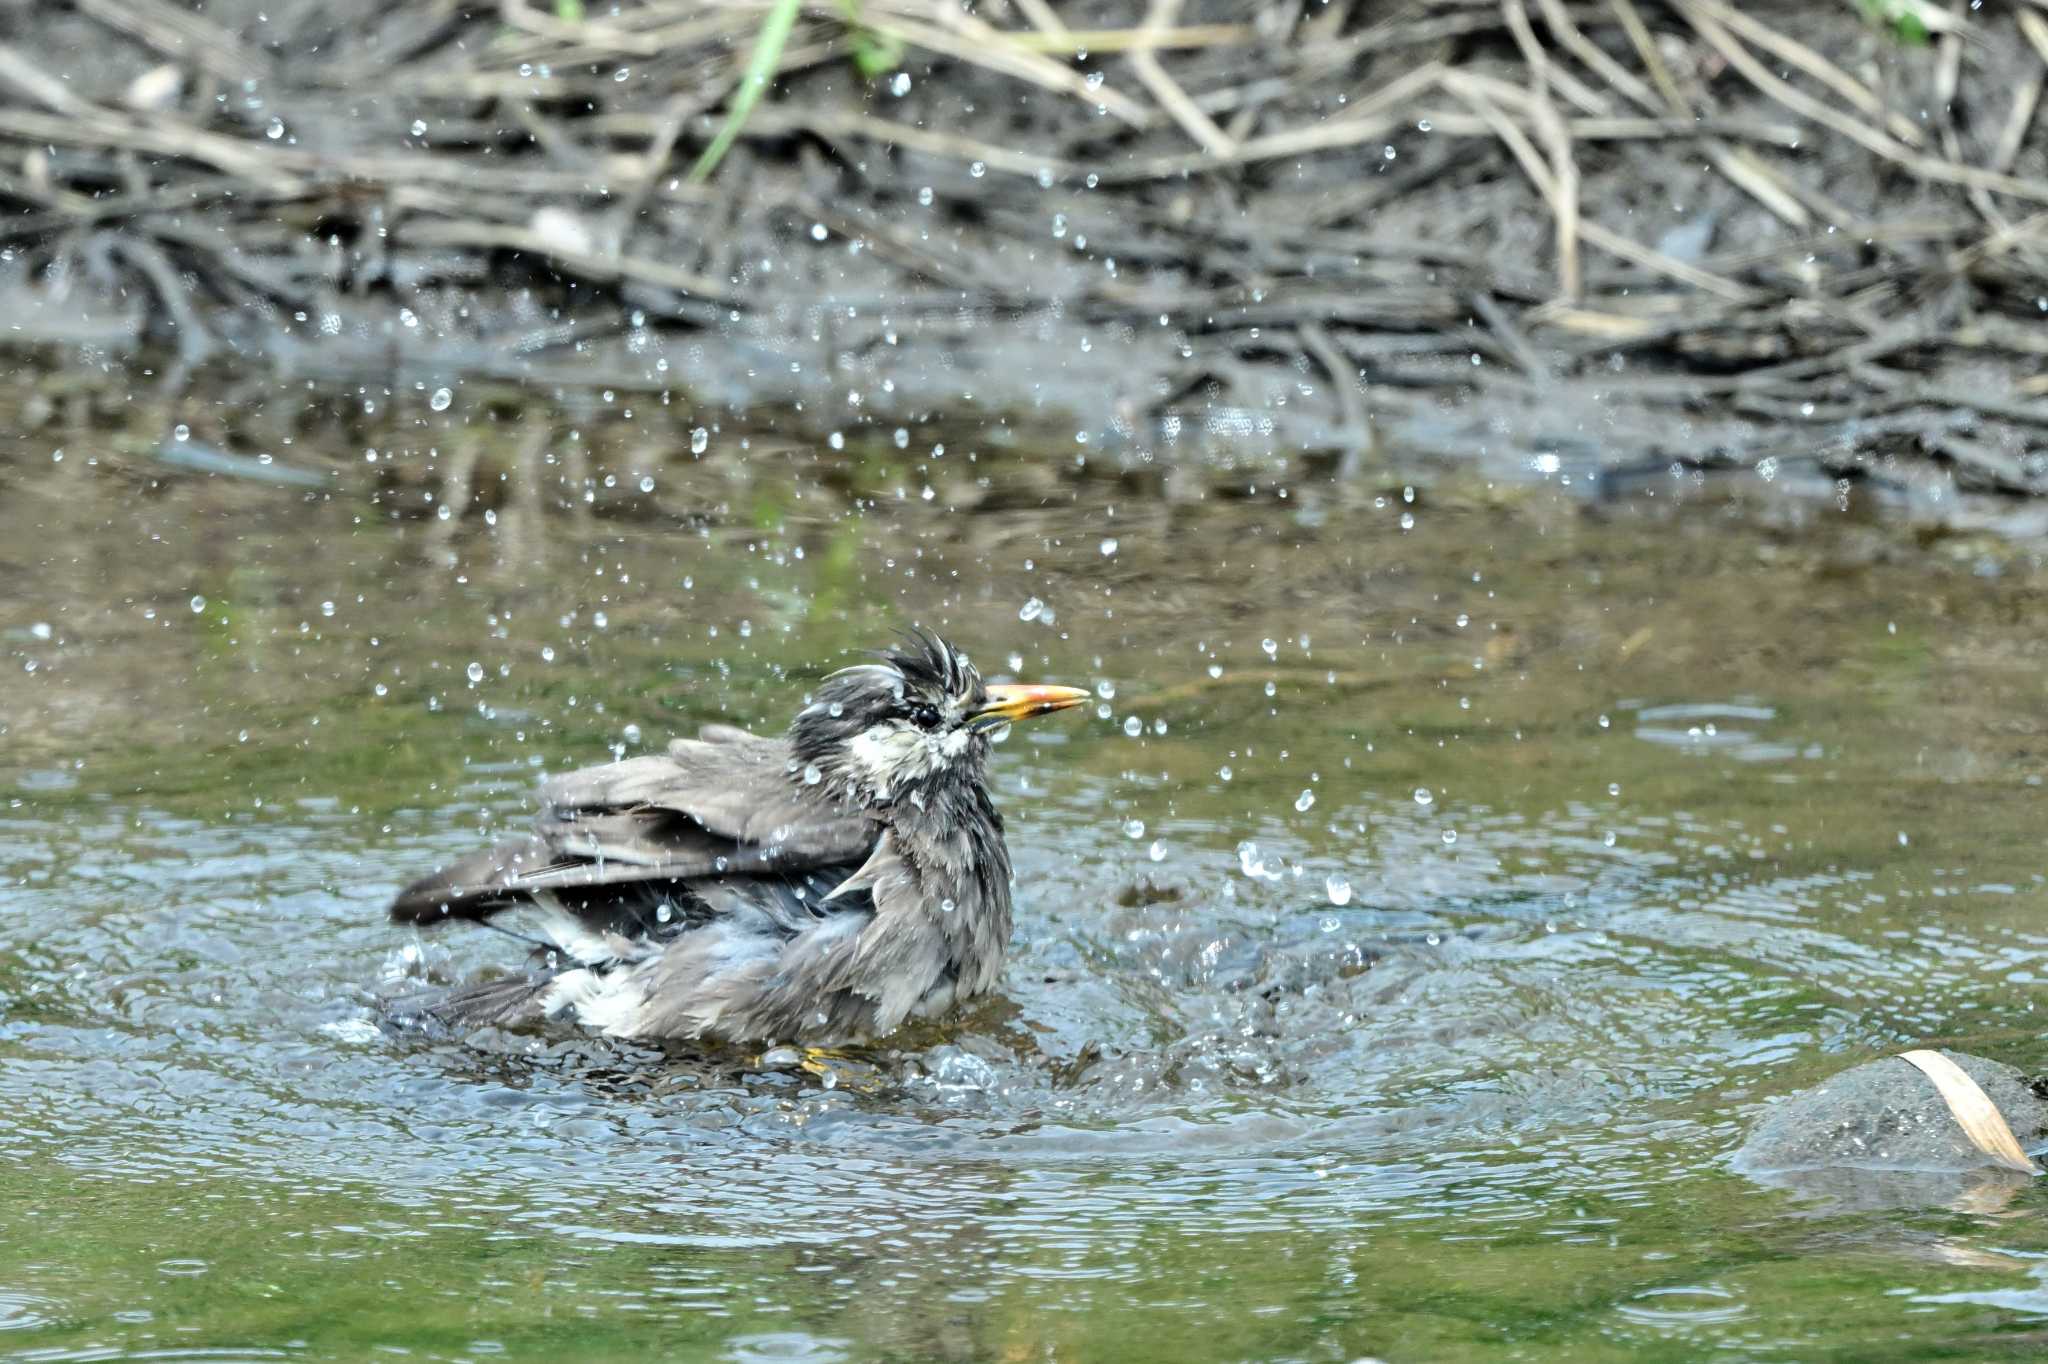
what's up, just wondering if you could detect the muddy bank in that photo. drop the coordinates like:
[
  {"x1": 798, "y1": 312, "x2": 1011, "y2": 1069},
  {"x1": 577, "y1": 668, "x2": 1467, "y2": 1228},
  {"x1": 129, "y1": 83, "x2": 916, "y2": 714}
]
[{"x1": 1, "y1": 1, "x2": 2046, "y2": 510}]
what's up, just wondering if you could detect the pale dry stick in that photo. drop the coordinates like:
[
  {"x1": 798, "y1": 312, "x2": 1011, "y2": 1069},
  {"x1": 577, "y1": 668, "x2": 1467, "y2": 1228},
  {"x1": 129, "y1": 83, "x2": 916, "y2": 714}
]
[
  {"x1": 1682, "y1": 0, "x2": 1926, "y2": 149},
  {"x1": 1606, "y1": 0, "x2": 1686, "y2": 113},
  {"x1": 1404, "y1": 111, "x2": 1797, "y2": 144},
  {"x1": 1462, "y1": 73, "x2": 1579, "y2": 300},
  {"x1": 1443, "y1": 69, "x2": 1754, "y2": 302},
  {"x1": 1297, "y1": 321, "x2": 1372, "y2": 455},
  {"x1": 1468, "y1": 292, "x2": 1552, "y2": 380},
  {"x1": 1534, "y1": 0, "x2": 1659, "y2": 112},
  {"x1": 993, "y1": 25, "x2": 1255, "y2": 53},
  {"x1": 1708, "y1": 147, "x2": 1810, "y2": 227},
  {"x1": 481, "y1": 7, "x2": 758, "y2": 69},
  {"x1": 1933, "y1": 28, "x2": 2012, "y2": 233},
  {"x1": 73, "y1": 0, "x2": 273, "y2": 83},
  {"x1": 493, "y1": 0, "x2": 670, "y2": 56},
  {"x1": 397, "y1": 218, "x2": 742, "y2": 303},
  {"x1": 1098, "y1": 62, "x2": 1444, "y2": 180},
  {"x1": 1525, "y1": 78, "x2": 1583, "y2": 302},
  {"x1": 1006, "y1": 0, "x2": 1068, "y2": 38},
  {"x1": 1684, "y1": 7, "x2": 2048, "y2": 208},
  {"x1": 1993, "y1": 69, "x2": 2045, "y2": 177},
  {"x1": 1543, "y1": 307, "x2": 1657, "y2": 341},
  {"x1": 1549, "y1": 0, "x2": 1818, "y2": 233},
  {"x1": 2026, "y1": 8, "x2": 2048, "y2": 63},
  {"x1": 1127, "y1": 0, "x2": 1238, "y2": 158},
  {"x1": 868, "y1": 6, "x2": 1151, "y2": 127},
  {"x1": 1897, "y1": 1051, "x2": 2042, "y2": 1176},
  {"x1": 0, "y1": 93, "x2": 302, "y2": 196},
  {"x1": 1500, "y1": 0, "x2": 1612, "y2": 116},
  {"x1": 746, "y1": 104, "x2": 1078, "y2": 179},
  {"x1": 0, "y1": 42, "x2": 95, "y2": 117},
  {"x1": 1950, "y1": 209, "x2": 2048, "y2": 276}
]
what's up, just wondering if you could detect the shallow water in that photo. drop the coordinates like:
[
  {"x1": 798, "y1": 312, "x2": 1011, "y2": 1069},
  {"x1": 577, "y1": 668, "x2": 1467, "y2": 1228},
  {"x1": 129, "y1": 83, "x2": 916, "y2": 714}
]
[{"x1": 6, "y1": 385, "x2": 2048, "y2": 1361}]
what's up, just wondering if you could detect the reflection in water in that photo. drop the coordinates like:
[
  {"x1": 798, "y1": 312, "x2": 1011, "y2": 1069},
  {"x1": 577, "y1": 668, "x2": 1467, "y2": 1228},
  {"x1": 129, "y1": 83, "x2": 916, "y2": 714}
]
[{"x1": 5, "y1": 388, "x2": 2048, "y2": 1359}]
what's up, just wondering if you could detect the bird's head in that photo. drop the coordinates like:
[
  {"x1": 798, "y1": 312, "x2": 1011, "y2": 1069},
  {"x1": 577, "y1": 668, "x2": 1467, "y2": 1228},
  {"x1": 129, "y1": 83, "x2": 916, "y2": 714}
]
[{"x1": 790, "y1": 628, "x2": 1087, "y2": 811}]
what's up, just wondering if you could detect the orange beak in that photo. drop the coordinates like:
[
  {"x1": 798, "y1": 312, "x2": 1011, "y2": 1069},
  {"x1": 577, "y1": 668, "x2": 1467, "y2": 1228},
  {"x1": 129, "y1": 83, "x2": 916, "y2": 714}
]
[{"x1": 970, "y1": 683, "x2": 1091, "y2": 728}]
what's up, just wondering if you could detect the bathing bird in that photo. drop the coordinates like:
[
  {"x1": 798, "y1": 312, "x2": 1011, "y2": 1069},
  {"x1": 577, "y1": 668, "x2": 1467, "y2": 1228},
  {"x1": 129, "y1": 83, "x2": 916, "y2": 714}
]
[{"x1": 386, "y1": 629, "x2": 1088, "y2": 1049}]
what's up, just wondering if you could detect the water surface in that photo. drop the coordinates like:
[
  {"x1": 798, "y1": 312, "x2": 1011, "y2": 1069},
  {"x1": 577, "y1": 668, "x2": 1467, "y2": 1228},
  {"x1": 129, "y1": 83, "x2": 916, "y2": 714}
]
[{"x1": 5, "y1": 385, "x2": 2048, "y2": 1361}]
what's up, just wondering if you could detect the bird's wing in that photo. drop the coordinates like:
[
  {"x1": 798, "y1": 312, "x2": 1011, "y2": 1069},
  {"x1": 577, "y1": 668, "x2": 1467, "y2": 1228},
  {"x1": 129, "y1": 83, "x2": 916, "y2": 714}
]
[
  {"x1": 389, "y1": 726, "x2": 878, "y2": 925},
  {"x1": 538, "y1": 727, "x2": 869, "y2": 858}
]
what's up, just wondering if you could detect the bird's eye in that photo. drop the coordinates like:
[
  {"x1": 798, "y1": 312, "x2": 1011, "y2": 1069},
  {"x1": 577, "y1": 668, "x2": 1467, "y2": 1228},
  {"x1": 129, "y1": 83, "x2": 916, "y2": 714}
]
[{"x1": 908, "y1": 702, "x2": 940, "y2": 728}]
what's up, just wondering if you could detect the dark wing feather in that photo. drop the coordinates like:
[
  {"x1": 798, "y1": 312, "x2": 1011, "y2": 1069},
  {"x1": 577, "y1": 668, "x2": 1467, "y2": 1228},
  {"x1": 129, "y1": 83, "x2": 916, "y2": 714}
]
[{"x1": 389, "y1": 726, "x2": 878, "y2": 926}]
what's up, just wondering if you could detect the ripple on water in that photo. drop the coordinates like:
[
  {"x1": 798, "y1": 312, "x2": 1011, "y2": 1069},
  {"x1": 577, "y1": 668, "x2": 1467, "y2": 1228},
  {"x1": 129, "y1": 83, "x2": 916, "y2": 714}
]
[
  {"x1": 1614, "y1": 1284, "x2": 1748, "y2": 1331},
  {"x1": 0, "y1": 1289, "x2": 55, "y2": 1331}
]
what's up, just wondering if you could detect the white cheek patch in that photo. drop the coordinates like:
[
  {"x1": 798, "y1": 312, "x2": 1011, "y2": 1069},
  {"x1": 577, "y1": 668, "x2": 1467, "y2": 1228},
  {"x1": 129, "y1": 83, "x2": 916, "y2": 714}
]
[
  {"x1": 848, "y1": 719, "x2": 971, "y2": 798},
  {"x1": 848, "y1": 723, "x2": 925, "y2": 798}
]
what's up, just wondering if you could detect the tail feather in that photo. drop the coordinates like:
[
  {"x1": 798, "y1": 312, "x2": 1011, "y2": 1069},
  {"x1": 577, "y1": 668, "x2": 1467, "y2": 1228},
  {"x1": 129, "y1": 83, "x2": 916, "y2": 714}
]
[
  {"x1": 386, "y1": 973, "x2": 555, "y2": 1031},
  {"x1": 389, "y1": 836, "x2": 554, "y2": 924}
]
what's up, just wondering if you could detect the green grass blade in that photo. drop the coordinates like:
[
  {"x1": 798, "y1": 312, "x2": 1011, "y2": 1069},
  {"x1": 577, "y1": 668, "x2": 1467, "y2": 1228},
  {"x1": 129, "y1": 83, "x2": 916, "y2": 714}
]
[{"x1": 688, "y1": 0, "x2": 802, "y2": 183}]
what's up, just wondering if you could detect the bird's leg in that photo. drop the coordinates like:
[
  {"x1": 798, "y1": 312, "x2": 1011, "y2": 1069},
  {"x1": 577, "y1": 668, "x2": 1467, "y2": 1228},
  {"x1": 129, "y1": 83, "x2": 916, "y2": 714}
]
[{"x1": 799, "y1": 1045, "x2": 886, "y2": 1092}]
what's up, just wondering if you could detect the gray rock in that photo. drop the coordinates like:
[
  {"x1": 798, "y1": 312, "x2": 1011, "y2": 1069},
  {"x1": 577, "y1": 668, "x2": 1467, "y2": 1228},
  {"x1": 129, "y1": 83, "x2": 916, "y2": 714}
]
[{"x1": 1734, "y1": 1050, "x2": 2047, "y2": 1179}]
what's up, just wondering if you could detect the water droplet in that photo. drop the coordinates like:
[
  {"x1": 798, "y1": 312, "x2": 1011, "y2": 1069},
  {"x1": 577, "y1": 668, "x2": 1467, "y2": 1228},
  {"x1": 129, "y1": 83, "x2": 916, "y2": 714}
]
[
  {"x1": 1295, "y1": 789, "x2": 1315, "y2": 813},
  {"x1": 1598, "y1": 714, "x2": 1611, "y2": 729},
  {"x1": 1413, "y1": 787, "x2": 1433, "y2": 806},
  {"x1": 690, "y1": 427, "x2": 709, "y2": 455},
  {"x1": 1264, "y1": 681, "x2": 1277, "y2": 697},
  {"x1": 1455, "y1": 613, "x2": 1469, "y2": 628},
  {"x1": 1261, "y1": 638, "x2": 1278, "y2": 659},
  {"x1": 828, "y1": 702, "x2": 843, "y2": 718},
  {"x1": 1218, "y1": 765, "x2": 1232, "y2": 782},
  {"x1": 1237, "y1": 841, "x2": 1264, "y2": 877},
  {"x1": 319, "y1": 600, "x2": 335, "y2": 617},
  {"x1": 810, "y1": 222, "x2": 828, "y2": 242},
  {"x1": 888, "y1": 71, "x2": 911, "y2": 97},
  {"x1": 266, "y1": 117, "x2": 285, "y2": 139},
  {"x1": 1147, "y1": 839, "x2": 1166, "y2": 862},
  {"x1": 639, "y1": 475, "x2": 655, "y2": 492},
  {"x1": 1123, "y1": 818, "x2": 1145, "y2": 839},
  {"x1": 189, "y1": 595, "x2": 206, "y2": 613},
  {"x1": 1207, "y1": 664, "x2": 1223, "y2": 679},
  {"x1": 410, "y1": 118, "x2": 428, "y2": 136},
  {"x1": 466, "y1": 661, "x2": 484, "y2": 683},
  {"x1": 540, "y1": 646, "x2": 556, "y2": 662},
  {"x1": 1325, "y1": 874, "x2": 1352, "y2": 906},
  {"x1": 1019, "y1": 597, "x2": 1045, "y2": 622},
  {"x1": 1095, "y1": 679, "x2": 1116, "y2": 700},
  {"x1": 172, "y1": 423, "x2": 190, "y2": 442},
  {"x1": 1441, "y1": 829, "x2": 1457, "y2": 845},
  {"x1": 939, "y1": 897, "x2": 956, "y2": 914},
  {"x1": 803, "y1": 763, "x2": 822, "y2": 785},
  {"x1": 969, "y1": 160, "x2": 986, "y2": 178},
  {"x1": 1100, "y1": 537, "x2": 1118, "y2": 556},
  {"x1": 655, "y1": 903, "x2": 674, "y2": 923},
  {"x1": 429, "y1": 387, "x2": 452, "y2": 411},
  {"x1": 1122, "y1": 715, "x2": 1143, "y2": 737}
]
